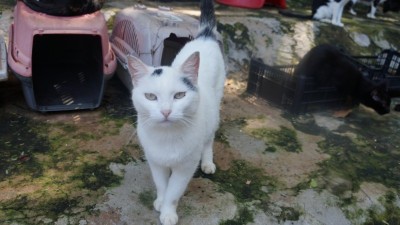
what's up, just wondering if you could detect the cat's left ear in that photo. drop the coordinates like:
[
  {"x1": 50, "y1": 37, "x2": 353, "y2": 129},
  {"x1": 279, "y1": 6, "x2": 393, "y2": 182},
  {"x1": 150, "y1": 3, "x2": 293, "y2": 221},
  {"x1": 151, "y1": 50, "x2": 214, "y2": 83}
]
[
  {"x1": 127, "y1": 55, "x2": 150, "y2": 86},
  {"x1": 180, "y1": 51, "x2": 200, "y2": 84}
]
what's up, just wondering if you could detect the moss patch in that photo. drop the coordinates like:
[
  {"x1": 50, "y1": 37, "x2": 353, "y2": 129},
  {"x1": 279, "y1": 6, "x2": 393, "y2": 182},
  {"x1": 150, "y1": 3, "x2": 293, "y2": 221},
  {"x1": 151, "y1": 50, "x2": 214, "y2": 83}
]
[
  {"x1": 0, "y1": 106, "x2": 133, "y2": 223},
  {"x1": 138, "y1": 190, "x2": 156, "y2": 210},
  {"x1": 318, "y1": 128, "x2": 400, "y2": 191},
  {"x1": 277, "y1": 206, "x2": 301, "y2": 222},
  {"x1": 0, "y1": 112, "x2": 50, "y2": 181},
  {"x1": 219, "y1": 207, "x2": 254, "y2": 225},
  {"x1": 73, "y1": 162, "x2": 122, "y2": 191},
  {"x1": 365, "y1": 191, "x2": 400, "y2": 225},
  {"x1": 218, "y1": 22, "x2": 253, "y2": 50},
  {"x1": 250, "y1": 126, "x2": 302, "y2": 153},
  {"x1": 206, "y1": 160, "x2": 276, "y2": 203}
]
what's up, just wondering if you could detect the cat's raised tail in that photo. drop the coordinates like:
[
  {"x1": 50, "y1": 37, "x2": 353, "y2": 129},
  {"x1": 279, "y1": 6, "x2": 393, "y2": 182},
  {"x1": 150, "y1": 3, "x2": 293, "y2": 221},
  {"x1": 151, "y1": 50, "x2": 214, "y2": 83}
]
[{"x1": 197, "y1": 0, "x2": 217, "y2": 39}]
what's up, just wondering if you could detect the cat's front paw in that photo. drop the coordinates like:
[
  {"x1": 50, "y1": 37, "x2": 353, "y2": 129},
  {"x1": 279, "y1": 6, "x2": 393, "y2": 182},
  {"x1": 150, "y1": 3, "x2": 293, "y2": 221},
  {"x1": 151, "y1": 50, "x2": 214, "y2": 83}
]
[
  {"x1": 367, "y1": 13, "x2": 376, "y2": 19},
  {"x1": 154, "y1": 198, "x2": 163, "y2": 212},
  {"x1": 349, "y1": 9, "x2": 357, "y2": 15},
  {"x1": 332, "y1": 22, "x2": 344, "y2": 27},
  {"x1": 201, "y1": 162, "x2": 216, "y2": 174},
  {"x1": 160, "y1": 211, "x2": 178, "y2": 225}
]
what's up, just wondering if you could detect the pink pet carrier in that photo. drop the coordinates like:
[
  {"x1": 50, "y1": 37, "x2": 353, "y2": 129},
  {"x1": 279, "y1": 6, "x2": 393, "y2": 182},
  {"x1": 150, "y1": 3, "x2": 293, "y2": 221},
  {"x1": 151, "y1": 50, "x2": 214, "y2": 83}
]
[
  {"x1": 110, "y1": 5, "x2": 199, "y2": 92},
  {"x1": 8, "y1": 1, "x2": 117, "y2": 111}
]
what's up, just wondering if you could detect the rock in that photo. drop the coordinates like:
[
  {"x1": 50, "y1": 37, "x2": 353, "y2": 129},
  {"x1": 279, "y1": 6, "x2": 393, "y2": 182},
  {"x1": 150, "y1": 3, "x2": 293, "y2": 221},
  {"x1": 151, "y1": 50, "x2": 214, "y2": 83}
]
[
  {"x1": 351, "y1": 32, "x2": 370, "y2": 47},
  {"x1": 372, "y1": 30, "x2": 393, "y2": 49}
]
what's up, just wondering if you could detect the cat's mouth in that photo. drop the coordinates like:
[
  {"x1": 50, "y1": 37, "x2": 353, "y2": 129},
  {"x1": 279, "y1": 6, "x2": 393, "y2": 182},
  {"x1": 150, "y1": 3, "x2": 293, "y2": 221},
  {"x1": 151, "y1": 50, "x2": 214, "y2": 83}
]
[{"x1": 160, "y1": 118, "x2": 173, "y2": 124}]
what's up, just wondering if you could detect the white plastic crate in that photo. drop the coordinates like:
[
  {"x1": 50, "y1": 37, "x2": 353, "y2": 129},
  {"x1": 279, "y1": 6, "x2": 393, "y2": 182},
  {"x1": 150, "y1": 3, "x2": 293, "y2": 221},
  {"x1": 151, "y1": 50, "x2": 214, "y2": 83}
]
[
  {"x1": 110, "y1": 5, "x2": 199, "y2": 92},
  {"x1": 0, "y1": 36, "x2": 7, "y2": 81}
]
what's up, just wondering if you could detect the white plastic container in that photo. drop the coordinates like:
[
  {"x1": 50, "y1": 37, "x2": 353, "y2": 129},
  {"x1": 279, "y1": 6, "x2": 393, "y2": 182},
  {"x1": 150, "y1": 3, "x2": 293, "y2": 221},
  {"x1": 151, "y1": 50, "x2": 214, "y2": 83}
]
[{"x1": 110, "y1": 5, "x2": 199, "y2": 92}]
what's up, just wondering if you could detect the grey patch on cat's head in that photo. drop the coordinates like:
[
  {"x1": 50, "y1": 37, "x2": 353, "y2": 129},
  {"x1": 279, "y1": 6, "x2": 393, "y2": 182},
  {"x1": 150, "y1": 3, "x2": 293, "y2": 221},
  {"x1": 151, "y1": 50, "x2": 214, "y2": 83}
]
[
  {"x1": 152, "y1": 68, "x2": 163, "y2": 76},
  {"x1": 182, "y1": 77, "x2": 197, "y2": 91}
]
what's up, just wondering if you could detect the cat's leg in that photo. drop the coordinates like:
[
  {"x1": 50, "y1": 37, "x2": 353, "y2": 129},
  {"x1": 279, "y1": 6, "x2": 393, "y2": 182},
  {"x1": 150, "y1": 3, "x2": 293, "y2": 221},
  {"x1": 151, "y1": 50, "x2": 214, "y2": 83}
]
[
  {"x1": 159, "y1": 162, "x2": 198, "y2": 225},
  {"x1": 336, "y1": 2, "x2": 347, "y2": 27},
  {"x1": 330, "y1": 2, "x2": 342, "y2": 26},
  {"x1": 367, "y1": 1, "x2": 378, "y2": 18},
  {"x1": 148, "y1": 161, "x2": 170, "y2": 212},
  {"x1": 201, "y1": 138, "x2": 216, "y2": 174},
  {"x1": 313, "y1": 6, "x2": 332, "y2": 23},
  {"x1": 349, "y1": 0, "x2": 358, "y2": 15},
  {"x1": 331, "y1": 2, "x2": 345, "y2": 27}
]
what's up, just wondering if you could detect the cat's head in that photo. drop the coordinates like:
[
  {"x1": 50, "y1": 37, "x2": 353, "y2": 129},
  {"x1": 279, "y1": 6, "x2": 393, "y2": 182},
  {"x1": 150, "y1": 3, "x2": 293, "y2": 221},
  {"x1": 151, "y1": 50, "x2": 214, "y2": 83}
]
[
  {"x1": 127, "y1": 52, "x2": 200, "y2": 127},
  {"x1": 361, "y1": 81, "x2": 391, "y2": 115}
]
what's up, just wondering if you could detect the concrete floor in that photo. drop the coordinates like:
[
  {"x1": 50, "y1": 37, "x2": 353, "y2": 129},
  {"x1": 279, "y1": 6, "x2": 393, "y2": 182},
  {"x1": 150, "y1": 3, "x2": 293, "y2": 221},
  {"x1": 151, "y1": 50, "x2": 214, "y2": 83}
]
[{"x1": 1, "y1": 1, "x2": 400, "y2": 224}]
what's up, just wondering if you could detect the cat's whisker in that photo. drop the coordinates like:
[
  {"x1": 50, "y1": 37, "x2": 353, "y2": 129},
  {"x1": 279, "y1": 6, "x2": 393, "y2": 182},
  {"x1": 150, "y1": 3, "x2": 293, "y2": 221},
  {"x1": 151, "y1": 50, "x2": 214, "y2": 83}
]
[{"x1": 180, "y1": 117, "x2": 195, "y2": 127}]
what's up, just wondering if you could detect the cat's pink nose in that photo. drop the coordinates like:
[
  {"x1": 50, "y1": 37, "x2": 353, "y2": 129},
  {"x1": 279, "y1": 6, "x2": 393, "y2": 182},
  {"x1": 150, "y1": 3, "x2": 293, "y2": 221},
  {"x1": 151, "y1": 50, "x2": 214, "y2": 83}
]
[{"x1": 162, "y1": 110, "x2": 171, "y2": 118}]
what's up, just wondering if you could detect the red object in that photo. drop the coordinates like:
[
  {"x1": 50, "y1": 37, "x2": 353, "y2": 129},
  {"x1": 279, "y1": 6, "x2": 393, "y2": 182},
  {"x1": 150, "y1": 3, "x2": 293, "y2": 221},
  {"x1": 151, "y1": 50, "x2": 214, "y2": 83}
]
[
  {"x1": 215, "y1": 0, "x2": 286, "y2": 9},
  {"x1": 267, "y1": 0, "x2": 286, "y2": 9}
]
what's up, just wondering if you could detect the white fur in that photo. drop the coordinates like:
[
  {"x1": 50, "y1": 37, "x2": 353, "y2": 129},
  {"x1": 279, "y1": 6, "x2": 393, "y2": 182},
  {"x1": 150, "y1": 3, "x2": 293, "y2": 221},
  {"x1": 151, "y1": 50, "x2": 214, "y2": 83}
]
[
  {"x1": 128, "y1": 35, "x2": 225, "y2": 224},
  {"x1": 350, "y1": 0, "x2": 387, "y2": 18},
  {"x1": 313, "y1": 0, "x2": 351, "y2": 27}
]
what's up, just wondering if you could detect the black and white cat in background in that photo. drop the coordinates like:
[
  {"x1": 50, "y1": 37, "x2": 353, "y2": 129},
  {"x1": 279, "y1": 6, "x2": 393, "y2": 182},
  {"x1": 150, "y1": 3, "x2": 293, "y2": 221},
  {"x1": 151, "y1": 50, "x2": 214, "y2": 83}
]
[
  {"x1": 312, "y1": 0, "x2": 352, "y2": 26},
  {"x1": 349, "y1": 0, "x2": 400, "y2": 18},
  {"x1": 279, "y1": 0, "x2": 351, "y2": 27},
  {"x1": 294, "y1": 44, "x2": 391, "y2": 115}
]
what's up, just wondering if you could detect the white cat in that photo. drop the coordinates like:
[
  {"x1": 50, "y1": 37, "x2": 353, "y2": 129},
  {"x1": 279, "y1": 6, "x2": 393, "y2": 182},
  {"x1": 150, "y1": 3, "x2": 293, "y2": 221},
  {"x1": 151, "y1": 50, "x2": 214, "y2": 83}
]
[
  {"x1": 349, "y1": 0, "x2": 400, "y2": 18},
  {"x1": 279, "y1": 0, "x2": 351, "y2": 27},
  {"x1": 312, "y1": 0, "x2": 352, "y2": 27},
  {"x1": 127, "y1": 0, "x2": 225, "y2": 224}
]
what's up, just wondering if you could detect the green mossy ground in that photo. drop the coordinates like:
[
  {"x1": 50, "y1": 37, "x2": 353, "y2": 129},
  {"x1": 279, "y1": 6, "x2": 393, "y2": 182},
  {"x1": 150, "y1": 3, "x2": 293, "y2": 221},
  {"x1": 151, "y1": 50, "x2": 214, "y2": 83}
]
[
  {"x1": 219, "y1": 207, "x2": 254, "y2": 225},
  {"x1": 288, "y1": 111, "x2": 400, "y2": 224},
  {"x1": 201, "y1": 159, "x2": 279, "y2": 225},
  {"x1": 251, "y1": 126, "x2": 302, "y2": 153},
  {"x1": 0, "y1": 112, "x2": 127, "y2": 223},
  {"x1": 0, "y1": 77, "x2": 137, "y2": 224}
]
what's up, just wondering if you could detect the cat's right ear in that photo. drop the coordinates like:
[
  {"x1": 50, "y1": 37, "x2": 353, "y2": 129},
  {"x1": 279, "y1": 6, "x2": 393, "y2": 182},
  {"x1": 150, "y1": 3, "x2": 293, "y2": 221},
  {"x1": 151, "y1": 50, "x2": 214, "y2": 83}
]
[
  {"x1": 180, "y1": 51, "x2": 200, "y2": 84},
  {"x1": 127, "y1": 55, "x2": 149, "y2": 86}
]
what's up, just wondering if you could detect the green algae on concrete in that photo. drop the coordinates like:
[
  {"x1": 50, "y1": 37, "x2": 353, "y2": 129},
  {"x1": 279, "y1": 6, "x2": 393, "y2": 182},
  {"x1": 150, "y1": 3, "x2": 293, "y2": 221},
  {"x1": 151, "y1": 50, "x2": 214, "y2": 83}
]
[
  {"x1": 138, "y1": 190, "x2": 156, "y2": 210},
  {"x1": 219, "y1": 207, "x2": 254, "y2": 225},
  {"x1": 0, "y1": 108, "x2": 133, "y2": 223},
  {"x1": 250, "y1": 126, "x2": 302, "y2": 153},
  {"x1": 365, "y1": 191, "x2": 400, "y2": 225},
  {"x1": 0, "y1": 112, "x2": 50, "y2": 181},
  {"x1": 73, "y1": 162, "x2": 122, "y2": 191},
  {"x1": 318, "y1": 127, "x2": 400, "y2": 191},
  {"x1": 216, "y1": 118, "x2": 247, "y2": 146},
  {"x1": 218, "y1": 22, "x2": 253, "y2": 51},
  {"x1": 207, "y1": 160, "x2": 276, "y2": 203},
  {"x1": 277, "y1": 206, "x2": 302, "y2": 222}
]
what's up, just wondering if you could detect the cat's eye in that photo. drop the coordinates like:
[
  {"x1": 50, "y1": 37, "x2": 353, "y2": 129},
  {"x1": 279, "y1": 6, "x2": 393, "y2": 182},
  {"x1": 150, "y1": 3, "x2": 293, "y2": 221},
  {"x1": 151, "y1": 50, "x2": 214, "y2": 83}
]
[
  {"x1": 174, "y1": 92, "x2": 186, "y2": 99},
  {"x1": 145, "y1": 93, "x2": 157, "y2": 101}
]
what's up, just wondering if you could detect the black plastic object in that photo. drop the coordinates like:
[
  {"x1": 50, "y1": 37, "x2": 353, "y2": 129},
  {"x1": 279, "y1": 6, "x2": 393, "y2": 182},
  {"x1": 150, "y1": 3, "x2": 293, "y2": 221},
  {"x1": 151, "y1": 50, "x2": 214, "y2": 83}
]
[
  {"x1": 247, "y1": 49, "x2": 400, "y2": 113},
  {"x1": 352, "y1": 49, "x2": 400, "y2": 96},
  {"x1": 246, "y1": 59, "x2": 349, "y2": 114},
  {"x1": 22, "y1": 0, "x2": 104, "y2": 16},
  {"x1": 27, "y1": 34, "x2": 105, "y2": 111},
  {"x1": 161, "y1": 34, "x2": 191, "y2": 66}
]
